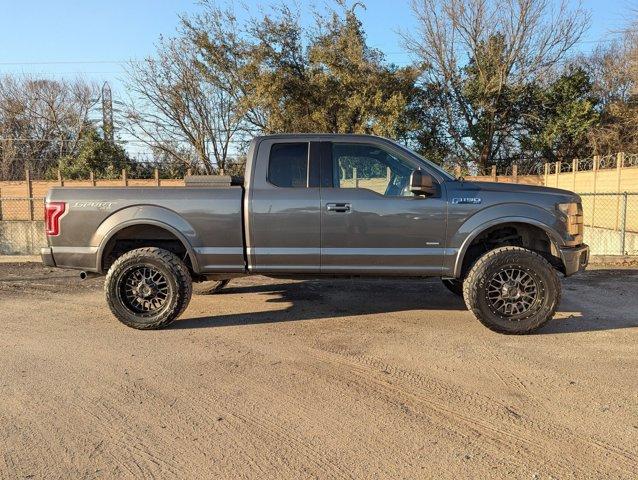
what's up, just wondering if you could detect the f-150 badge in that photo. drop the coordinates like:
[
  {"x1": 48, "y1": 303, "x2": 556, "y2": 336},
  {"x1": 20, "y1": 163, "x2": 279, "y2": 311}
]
[{"x1": 451, "y1": 197, "x2": 482, "y2": 205}]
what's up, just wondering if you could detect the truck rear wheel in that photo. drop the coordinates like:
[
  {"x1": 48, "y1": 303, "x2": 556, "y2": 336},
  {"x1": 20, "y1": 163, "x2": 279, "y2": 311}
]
[
  {"x1": 463, "y1": 246, "x2": 560, "y2": 334},
  {"x1": 105, "y1": 247, "x2": 192, "y2": 330}
]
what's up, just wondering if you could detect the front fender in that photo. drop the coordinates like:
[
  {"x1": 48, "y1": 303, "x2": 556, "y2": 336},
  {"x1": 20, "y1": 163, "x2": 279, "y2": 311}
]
[
  {"x1": 92, "y1": 205, "x2": 199, "y2": 273},
  {"x1": 447, "y1": 203, "x2": 566, "y2": 278}
]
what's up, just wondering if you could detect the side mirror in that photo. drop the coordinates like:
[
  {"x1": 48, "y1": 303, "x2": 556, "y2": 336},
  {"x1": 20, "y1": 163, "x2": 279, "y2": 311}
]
[{"x1": 410, "y1": 169, "x2": 437, "y2": 196}]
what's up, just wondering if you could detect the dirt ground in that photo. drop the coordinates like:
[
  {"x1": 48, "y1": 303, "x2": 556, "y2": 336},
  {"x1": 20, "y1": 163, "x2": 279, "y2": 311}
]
[{"x1": 0, "y1": 262, "x2": 636, "y2": 479}]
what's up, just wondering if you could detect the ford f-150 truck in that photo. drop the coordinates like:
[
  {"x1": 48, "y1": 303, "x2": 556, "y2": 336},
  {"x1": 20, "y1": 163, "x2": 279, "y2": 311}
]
[{"x1": 41, "y1": 134, "x2": 589, "y2": 333}]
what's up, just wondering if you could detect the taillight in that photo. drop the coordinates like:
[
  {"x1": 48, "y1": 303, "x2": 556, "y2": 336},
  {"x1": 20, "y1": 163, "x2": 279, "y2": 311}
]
[{"x1": 45, "y1": 202, "x2": 66, "y2": 236}]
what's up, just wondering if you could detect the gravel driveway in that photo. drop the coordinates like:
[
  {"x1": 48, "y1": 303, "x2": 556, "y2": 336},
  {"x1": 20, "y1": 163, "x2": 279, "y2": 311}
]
[{"x1": 0, "y1": 262, "x2": 637, "y2": 479}]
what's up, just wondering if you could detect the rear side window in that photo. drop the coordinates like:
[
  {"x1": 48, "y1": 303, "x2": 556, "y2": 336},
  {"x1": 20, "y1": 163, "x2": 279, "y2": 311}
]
[{"x1": 268, "y1": 143, "x2": 309, "y2": 188}]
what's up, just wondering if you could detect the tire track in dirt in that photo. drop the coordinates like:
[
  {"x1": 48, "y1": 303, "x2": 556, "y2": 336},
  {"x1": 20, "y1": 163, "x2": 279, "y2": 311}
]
[
  {"x1": 308, "y1": 347, "x2": 548, "y2": 475},
  {"x1": 476, "y1": 341, "x2": 638, "y2": 466},
  {"x1": 74, "y1": 380, "x2": 283, "y2": 479},
  {"x1": 85, "y1": 358, "x2": 353, "y2": 479},
  {"x1": 311, "y1": 343, "x2": 638, "y2": 478}
]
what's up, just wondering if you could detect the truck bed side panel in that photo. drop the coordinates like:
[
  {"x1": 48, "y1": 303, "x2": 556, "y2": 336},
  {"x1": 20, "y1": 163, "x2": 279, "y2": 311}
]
[{"x1": 46, "y1": 187, "x2": 245, "y2": 273}]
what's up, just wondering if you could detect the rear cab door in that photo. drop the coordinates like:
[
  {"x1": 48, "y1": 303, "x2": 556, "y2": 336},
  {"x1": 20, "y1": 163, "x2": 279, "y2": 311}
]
[{"x1": 246, "y1": 137, "x2": 323, "y2": 273}]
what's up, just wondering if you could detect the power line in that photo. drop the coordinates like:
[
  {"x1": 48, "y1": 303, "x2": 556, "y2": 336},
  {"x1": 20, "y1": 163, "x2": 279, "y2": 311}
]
[
  {"x1": 0, "y1": 60, "x2": 134, "y2": 66},
  {"x1": 0, "y1": 71, "x2": 123, "y2": 74}
]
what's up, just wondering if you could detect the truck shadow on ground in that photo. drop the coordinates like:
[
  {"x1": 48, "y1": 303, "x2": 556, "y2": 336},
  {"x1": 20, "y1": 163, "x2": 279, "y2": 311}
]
[
  {"x1": 175, "y1": 279, "x2": 467, "y2": 330},
  {"x1": 174, "y1": 272, "x2": 638, "y2": 334},
  {"x1": 539, "y1": 269, "x2": 638, "y2": 334}
]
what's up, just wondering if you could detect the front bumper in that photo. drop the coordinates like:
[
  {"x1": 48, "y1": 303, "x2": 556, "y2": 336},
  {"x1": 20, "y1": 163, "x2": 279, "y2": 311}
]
[
  {"x1": 41, "y1": 247, "x2": 56, "y2": 267},
  {"x1": 559, "y1": 244, "x2": 589, "y2": 276}
]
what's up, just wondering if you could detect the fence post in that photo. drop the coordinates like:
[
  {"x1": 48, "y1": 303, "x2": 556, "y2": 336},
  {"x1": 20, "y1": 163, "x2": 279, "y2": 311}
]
[
  {"x1": 592, "y1": 155, "x2": 599, "y2": 227},
  {"x1": 491, "y1": 165, "x2": 496, "y2": 181},
  {"x1": 572, "y1": 159, "x2": 578, "y2": 192},
  {"x1": 616, "y1": 153, "x2": 624, "y2": 229},
  {"x1": 25, "y1": 168, "x2": 34, "y2": 221},
  {"x1": 90, "y1": 171, "x2": 96, "y2": 187},
  {"x1": 543, "y1": 163, "x2": 549, "y2": 186},
  {"x1": 353, "y1": 167, "x2": 358, "y2": 188},
  {"x1": 154, "y1": 168, "x2": 160, "y2": 187},
  {"x1": 620, "y1": 191, "x2": 628, "y2": 256},
  {"x1": 554, "y1": 161, "x2": 560, "y2": 187},
  {"x1": 386, "y1": 166, "x2": 391, "y2": 183},
  {"x1": 122, "y1": 169, "x2": 128, "y2": 187}
]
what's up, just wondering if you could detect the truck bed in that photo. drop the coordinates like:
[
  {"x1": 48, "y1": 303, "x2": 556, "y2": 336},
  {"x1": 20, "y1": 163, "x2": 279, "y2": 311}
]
[{"x1": 45, "y1": 186, "x2": 245, "y2": 273}]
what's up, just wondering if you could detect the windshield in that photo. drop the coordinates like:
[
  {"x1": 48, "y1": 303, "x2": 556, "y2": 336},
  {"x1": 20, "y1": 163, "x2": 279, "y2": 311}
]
[{"x1": 391, "y1": 140, "x2": 455, "y2": 181}]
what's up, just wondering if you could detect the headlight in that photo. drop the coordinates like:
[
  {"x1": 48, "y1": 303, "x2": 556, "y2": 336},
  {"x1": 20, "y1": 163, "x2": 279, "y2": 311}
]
[
  {"x1": 556, "y1": 202, "x2": 583, "y2": 238},
  {"x1": 557, "y1": 202, "x2": 578, "y2": 216}
]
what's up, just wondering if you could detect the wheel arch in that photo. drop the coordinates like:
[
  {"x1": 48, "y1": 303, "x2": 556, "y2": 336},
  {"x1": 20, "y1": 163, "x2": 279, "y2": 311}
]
[
  {"x1": 453, "y1": 216, "x2": 564, "y2": 278},
  {"x1": 93, "y1": 206, "x2": 200, "y2": 273}
]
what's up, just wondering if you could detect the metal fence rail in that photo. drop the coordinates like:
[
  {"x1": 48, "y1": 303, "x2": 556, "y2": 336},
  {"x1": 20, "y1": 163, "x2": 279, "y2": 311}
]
[{"x1": 0, "y1": 193, "x2": 637, "y2": 256}]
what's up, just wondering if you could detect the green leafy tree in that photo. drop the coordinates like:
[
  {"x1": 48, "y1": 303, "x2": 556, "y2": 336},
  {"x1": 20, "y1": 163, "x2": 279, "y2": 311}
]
[
  {"x1": 522, "y1": 67, "x2": 599, "y2": 162},
  {"x1": 187, "y1": 1, "x2": 420, "y2": 141},
  {"x1": 54, "y1": 127, "x2": 130, "y2": 179}
]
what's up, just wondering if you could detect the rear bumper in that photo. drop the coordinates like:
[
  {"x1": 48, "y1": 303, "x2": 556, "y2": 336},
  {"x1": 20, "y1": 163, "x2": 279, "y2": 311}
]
[
  {"x1": 41, "y1": 247, "x2": 56, "y2": 267},
  {"x1": 559, "y1": 244, "x2": 589, "y2": 276}
]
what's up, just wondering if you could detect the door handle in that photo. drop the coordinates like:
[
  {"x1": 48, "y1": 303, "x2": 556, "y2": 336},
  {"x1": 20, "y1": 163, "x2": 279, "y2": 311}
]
[{"x1": 326, "y1": 202, "x2": 351, "y2": 213}]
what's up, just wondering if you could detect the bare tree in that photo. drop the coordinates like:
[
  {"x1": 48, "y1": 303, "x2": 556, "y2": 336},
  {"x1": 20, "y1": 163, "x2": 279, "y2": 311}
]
[
  {"x1": 122, "y1": 34, "x2": 243, "y2": 174},
  {"x1": 584, "y1": 9, "x2": 638, "y2": 154},
  {"x1": 403, "y1": 0, "x2": 589, "y2": 171},
  {"x1": 621, "y1": 7, "x2": 638, "y2": 96},
  {"x1": 0, "y1": 75, "x2": 98, "y2": 179}
]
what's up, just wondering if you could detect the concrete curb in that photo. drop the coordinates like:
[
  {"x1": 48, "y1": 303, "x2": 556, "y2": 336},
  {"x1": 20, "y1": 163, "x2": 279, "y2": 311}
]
[{"x1": 589, "y1": 255, "x2": 638, "y2": 265}]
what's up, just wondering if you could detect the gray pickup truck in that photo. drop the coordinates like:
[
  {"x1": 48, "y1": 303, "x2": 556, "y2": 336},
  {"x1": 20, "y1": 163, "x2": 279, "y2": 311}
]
[{"x1": 42, "y1": 134, "x2": 588, "y2": 333}]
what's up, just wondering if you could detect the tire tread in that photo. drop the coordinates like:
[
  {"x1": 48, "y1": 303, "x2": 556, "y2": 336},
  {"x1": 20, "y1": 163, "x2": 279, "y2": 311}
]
[
  {"x1": 463, "y1": 246, "x2": 561, "y2": 334},
  {"x1": 105, "y1": 247, "x2": 192, "y2": 329}
]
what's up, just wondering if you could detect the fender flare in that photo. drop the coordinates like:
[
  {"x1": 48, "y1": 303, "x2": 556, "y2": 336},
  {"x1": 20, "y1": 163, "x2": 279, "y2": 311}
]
[
  {"x1": 452, "y1": 216, "x2": 564, "y2": 278},
  {"x1": 93, "y1": 206, "x2": 200, "y2": 273}
]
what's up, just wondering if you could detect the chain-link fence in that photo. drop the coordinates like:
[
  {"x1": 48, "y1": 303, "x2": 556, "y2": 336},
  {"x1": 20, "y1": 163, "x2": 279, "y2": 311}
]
[
  {"x1": 0, "y1": 197, "x2": 46, "y2": 254},
  {"x1": 580, "y1": 192, "x2": 638, "y2": 256},
  {"x1": 0, "y1": 193, "x2": 637, "y2": 256},
  {"x1": 0, "y1": 197, "x2": 45, "y2": 221}
]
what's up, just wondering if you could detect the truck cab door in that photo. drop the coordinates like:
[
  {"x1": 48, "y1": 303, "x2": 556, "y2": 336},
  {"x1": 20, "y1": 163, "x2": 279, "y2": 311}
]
[
  {"x1": 246, "y1": 139, "x2": 321, "y2": 273},
  {"x1": 320, "y1": 141, "x2": 447, "y2": 275}
]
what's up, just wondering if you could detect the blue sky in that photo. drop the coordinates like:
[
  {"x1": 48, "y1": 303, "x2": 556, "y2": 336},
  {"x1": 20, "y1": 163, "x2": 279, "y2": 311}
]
[
  {"x1": 0, "y1": 0, "x2": 632, "y2": 152},
  {"x1": 0, "y1": 0, "x2": 631, "y2": 78}
]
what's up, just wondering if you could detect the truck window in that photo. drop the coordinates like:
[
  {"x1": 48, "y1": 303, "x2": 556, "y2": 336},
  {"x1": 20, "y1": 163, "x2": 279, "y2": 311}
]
[
  {"x1": 268, "y1": 143, "x2": 309, "y2": 188},
  {"x1": 332, "y1": 143, "x2": 415, "y2": 196}
]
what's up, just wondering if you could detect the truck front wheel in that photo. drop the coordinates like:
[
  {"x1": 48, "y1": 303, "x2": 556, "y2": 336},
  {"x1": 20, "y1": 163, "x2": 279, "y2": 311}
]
[
  {"x1": 105, "y1": 247, "x2": 193, "y2": 329},
  {"x1": 463, "y1": 246, "x2": 560, "y2": 334}
]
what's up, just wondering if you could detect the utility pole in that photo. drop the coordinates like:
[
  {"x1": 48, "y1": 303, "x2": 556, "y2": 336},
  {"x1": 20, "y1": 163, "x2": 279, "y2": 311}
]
[{"x1": 102, "y1": 82, "x2": 114, "y2": 144}]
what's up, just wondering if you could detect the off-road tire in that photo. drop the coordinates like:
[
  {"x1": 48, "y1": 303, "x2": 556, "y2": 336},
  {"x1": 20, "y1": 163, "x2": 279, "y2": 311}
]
[
  {"x1": 463, "y1": 246, "x2": 560, "y2": 334},
  {"x1": 194, "y1": 279, "x2": 230, "y2": 295},
  {"x1": 105, "y1": 247, "x2": 192, "y2": 330},
  {"x1": 442, "y1": 278, "x2": 463, "y2": 297}
]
